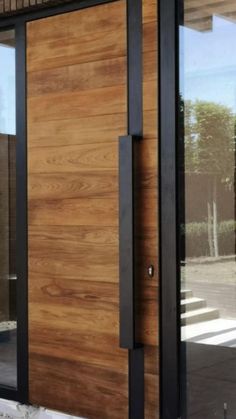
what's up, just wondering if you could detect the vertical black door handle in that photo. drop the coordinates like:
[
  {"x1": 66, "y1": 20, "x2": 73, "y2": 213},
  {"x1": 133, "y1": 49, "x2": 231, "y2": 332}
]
[{"x1": 119, "y1": 135, "x2": 139, "y2": 350}]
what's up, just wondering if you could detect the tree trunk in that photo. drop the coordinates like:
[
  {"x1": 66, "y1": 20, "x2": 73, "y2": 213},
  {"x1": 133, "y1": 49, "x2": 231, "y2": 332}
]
[
  {"x1": 207, "y1": 201, "x2": 214, "y2": 257},
  {"x1": 213, "y1": 177, "x2": 219, "y2": 257}
]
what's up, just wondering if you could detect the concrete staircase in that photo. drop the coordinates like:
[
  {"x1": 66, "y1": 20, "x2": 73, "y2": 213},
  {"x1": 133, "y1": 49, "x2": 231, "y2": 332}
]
[{"x1": 181, "y1": 289, "x2": 219, "y2": 326}]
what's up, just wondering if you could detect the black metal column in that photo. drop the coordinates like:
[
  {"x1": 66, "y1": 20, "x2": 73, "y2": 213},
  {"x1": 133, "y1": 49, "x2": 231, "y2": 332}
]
[
  {"x1": 126, "y1": 1, "x2": 144, "y2": 418},
  {"x1": 15, "y1": 22, "x2": 28, "y2": 403},
  {"x1": 159, "y1": 0, "x2": 180, "y2": 418}
]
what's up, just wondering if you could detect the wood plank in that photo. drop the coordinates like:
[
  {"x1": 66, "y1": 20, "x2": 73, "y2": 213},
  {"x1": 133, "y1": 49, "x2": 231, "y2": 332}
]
[
  {"x1": 28, "y1": 142, "x2": 119, "y2": 173},
  {"x1": 144, "y1": 81, "x2": 158, "y2": 111},
  {"x1": 143, "y1": 0, "x2": 158, "y2": 23},
  {"x1": 27, "y1": 1, "x2": 126, "y2": 46},
  {"x1": 143, "y1": 22, "x2": 157, "y2": 53},
  {"x1": 29, "y1": 326, "x2": 127, "y2": 370},
  {"x1": 28, "y1": 171, "x2": 118, "y2": 200},
  {"x1": 28, "y1": 84, "x2": 126, "y2": 122},
  {"x1": 28, "y1": 226, "x2": 118, "y2": 283},
  {"x1": 27, "y1": 28, "x2": 126, "y2": 72},
  {"x1": 28, "y1": 197, "x2": 118, "y2": 227},
  {"x1": 28, "y1": 57, "x2": 126, "y2": 97},
  {"x1": 27, "y1": 113, "x2": 126, "y2": 148},
  {"x1": 29, "y1": 302, "x2": 120, "y2": 336},
  {"x1": 29, "y1": 354, "x2": 128, "y2": 419}
]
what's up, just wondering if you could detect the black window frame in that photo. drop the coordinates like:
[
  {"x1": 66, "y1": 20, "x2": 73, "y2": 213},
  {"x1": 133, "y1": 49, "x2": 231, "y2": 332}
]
[
  {"x1": 159, "y1": 0, "x2": 180, "y2": 418},
  {"x1": 0, "y1": 23, "x2": 28, "y2": 403}
]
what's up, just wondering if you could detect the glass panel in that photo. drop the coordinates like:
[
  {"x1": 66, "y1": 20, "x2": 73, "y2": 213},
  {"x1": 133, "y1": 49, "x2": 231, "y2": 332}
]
[
  {"x1": 180, "y1": 2, "x2": 236, "y2": 418},
  {"x1": 0, "y1": 29, "x2": 17, "y2": 388}
]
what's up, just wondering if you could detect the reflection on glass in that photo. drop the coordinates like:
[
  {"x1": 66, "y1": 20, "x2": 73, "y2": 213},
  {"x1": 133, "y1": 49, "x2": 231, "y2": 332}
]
[
  {"x1": 180, "y1": 3, "x2": 236, "y2": 418},
  {"x1": 0, "y1": 29, "x2": 17, "y2": 388}
]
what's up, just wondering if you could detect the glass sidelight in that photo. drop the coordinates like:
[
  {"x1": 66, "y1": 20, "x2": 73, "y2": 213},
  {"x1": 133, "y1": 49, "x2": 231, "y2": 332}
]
[
  {"x1": 0, "y1": 29, "x2": 17, "y2": 389},
  {"x1": 179, "y1": 1, "x2": 236, "y2": 418}
]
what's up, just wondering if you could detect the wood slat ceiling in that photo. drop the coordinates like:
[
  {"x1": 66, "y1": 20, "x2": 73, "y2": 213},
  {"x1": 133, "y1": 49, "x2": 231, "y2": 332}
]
[
  {"x1": 0, "y1": 0, "x2": 74, "y2": 16},
  {"x1": 184, "y1": 0, "x2": 236, "y2": 31}
]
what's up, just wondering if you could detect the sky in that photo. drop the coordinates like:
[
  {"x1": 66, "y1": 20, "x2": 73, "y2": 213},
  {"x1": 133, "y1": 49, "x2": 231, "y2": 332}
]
[
  {"x1": 180, "y1": 15, "x2": 236, "y2": 113},
  {"x1": 0, "y1": 43, "x2": 16, "y2": 135}
]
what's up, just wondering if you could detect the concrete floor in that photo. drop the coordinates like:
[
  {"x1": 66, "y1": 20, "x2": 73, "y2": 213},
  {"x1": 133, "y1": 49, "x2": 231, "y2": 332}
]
[
  {"x1": 181, "y1": 257, "x2": 236, "y2": 418},
  {"x1": 182, "y1": 342, "x2": 236, "y2": 419}
]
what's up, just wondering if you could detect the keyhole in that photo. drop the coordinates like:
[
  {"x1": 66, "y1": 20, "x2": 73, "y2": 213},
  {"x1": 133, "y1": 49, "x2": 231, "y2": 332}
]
[{"x1": 148, "y1": 265, "x2": 154, "y2": 278}]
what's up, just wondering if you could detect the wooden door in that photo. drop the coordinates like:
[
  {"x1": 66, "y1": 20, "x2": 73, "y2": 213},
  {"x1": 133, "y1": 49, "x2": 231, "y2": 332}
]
[
  {"x1": 27, "y1": 1, "x2": 159, "y2": 418},
  {"x1": 27, "y1": 2, "x2": 128, "y2": 418}
]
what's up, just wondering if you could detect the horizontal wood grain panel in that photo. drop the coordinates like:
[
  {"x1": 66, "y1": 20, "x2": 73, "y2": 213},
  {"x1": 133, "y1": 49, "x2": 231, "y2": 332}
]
[
  {"x1": 29, "y1": 242, "x2": 118, "y2": 284},
  {"x1": 29, "y1": 329, "x2": 127, "y2": 376},
  {"x1": 29, "y1": 256, "x2": 118, "y2": 284},
  {"x1": 29, "y1": 198, "x2": 118, "y2": 226},
  {"x1": 28, "y1": 142, "x2": 118, "y2": 173},
  {"x1": 143, "y1": 0, "x2": 158, "y2": 23},
  {"x1": 29, "y1": 354, "x2": 128, "y2": 419},
  {"x1": 28, "y1": 225, "x2": 119, "y2": 284},
  {"x1": 143, "y1": 110, "x2": 158, "y2": 140},
  {"x1": 144, "y1": 51, "x2": 158, "y2": 82},
  {"x1": 144, "y1": 81, "x2": 158, "y2": 111},
  {"x1": 29, "y1": 224, "x2": 118, "y2": 246},
  {"x1": 143, "y1": 22, "x2": 157, "y2": 53},
  {"x1": 27, "y1": 29, "x2": 126, "y2": 72},
  {"x1": 27, "y1": 113, "x2": 126, "y2": 148},
  {"x1": 28, "y1": 84, "x2": 126, "y2": 122},
  {"x1": 29, "y1": 301, "x2": 120, "y2": 336},
  {"x1": 28, "y1": 57, "x2": 126, "y2": 97},
  {"x1": 27, "y1": 1, "x2": 126, "y2": 47},
  {"x1": 29, "y1": 277, "x2": 119, "y2": 309},
  {"x1": 28, "y1": 171, "x2": 118, "y2": 199}
]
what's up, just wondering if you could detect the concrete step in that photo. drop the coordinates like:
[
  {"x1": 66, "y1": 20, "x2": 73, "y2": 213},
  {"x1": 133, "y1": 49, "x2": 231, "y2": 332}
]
[
  {"x1": 181, "y1": 297, "x2": 206, "y2": 314},
  {"x1": 181, "y1": 307, "x2": 219, "y2": 326},
  {"x1": 181, "y1": 289, "x2": 193, "y2": 300}
]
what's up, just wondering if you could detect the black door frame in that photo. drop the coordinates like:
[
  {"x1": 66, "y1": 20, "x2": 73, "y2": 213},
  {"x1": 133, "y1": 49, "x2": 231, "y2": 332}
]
[
  {"x1": 159, "y1": 0, "x2": 180, "y2": 418},
  {"x1": 0, "y1": 22, "x2": 28, "y2": 403},
  {"x1": 0, "y1": 1, "x2": 145, "y2": 417}
]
